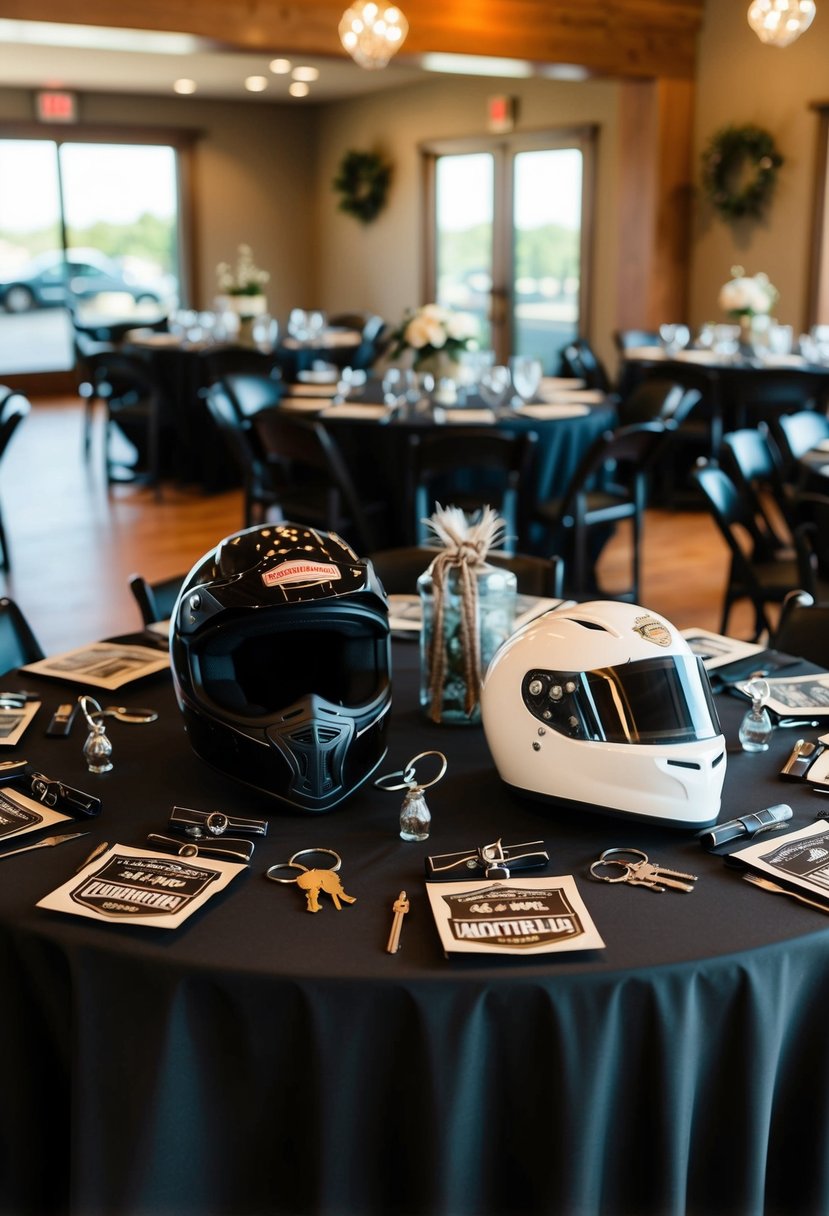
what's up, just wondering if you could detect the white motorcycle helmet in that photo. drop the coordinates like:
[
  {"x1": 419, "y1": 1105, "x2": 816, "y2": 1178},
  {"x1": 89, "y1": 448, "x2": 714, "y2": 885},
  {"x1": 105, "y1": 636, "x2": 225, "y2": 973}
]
[{"x1": 481, "y1": 600, "x2": 726, "y2": 828}]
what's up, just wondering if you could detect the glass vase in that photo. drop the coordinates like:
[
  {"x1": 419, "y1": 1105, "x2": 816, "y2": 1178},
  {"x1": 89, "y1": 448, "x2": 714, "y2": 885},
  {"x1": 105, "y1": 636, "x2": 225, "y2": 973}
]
[{"x1": 418, "y1": 560, "x2": 516, "y2": 724}]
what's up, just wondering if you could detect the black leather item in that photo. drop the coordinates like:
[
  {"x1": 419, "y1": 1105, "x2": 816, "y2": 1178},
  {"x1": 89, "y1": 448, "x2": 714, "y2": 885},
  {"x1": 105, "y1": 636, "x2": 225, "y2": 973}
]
[{"x1": 169, "y1": 804, "x2": 268, "y2": 836}]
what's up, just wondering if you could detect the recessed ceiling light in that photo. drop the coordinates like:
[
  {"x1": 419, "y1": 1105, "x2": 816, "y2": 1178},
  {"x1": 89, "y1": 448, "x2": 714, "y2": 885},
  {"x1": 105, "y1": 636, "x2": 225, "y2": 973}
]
[
  {"x1": 245, "y1": 75, "x2": 269, "y2": 92},
  {"x1": 269, "y1": 58, "x2": 292, "y2": 74},
  {"x1": 173, "y1": 78, "x2": 197, "y2": 95},
  {"x1": 289, "y1": 81, "x2": 310, "y2": 97},
  {"x1": 292, "y1": 65, "x2": 320, "y2": 82}
]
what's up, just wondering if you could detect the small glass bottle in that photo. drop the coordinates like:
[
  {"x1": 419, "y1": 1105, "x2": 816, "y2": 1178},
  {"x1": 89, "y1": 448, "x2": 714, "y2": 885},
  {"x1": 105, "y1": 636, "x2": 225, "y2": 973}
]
[
  {"x1": 399, "y1": 786, "x2": 431, "y2": 842},
  {"x1": 418, "y1": 560, "x2": 516, "y2": 725},
  {"x1": 739, "y1": 678, "x2": 773, "y2": 753},
  {"x1": 83, "y1": 719, "x2": 114, "y2": 773}
]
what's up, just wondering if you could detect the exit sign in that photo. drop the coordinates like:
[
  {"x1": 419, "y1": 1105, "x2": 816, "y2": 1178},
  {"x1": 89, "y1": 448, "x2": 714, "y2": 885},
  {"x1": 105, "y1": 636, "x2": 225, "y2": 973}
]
[{"x1": 35, "y1": 91, "x2": 78, "y2": 124}]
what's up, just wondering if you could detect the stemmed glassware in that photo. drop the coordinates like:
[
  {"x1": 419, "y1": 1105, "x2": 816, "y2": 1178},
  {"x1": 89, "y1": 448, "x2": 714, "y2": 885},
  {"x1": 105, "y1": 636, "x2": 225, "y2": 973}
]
[
  {"x1": 659, "y1": 324, "x2": 691, "y2": 355},
  {"x1": 252, "y1": 314, "x2": 279, "y2": 353},
  {"x1": 508, "y1": 356, "x2": 543, "y2": 408},
  {"x1": 478, "y1": 365, "x2": 513, "y2": 412}
]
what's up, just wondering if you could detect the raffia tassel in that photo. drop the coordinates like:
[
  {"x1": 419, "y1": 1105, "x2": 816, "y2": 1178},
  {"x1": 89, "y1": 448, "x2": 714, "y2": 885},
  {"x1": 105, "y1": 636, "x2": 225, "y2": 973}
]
[{"x1": 423, "y1": 505, "x2": 507, "y2": 721}]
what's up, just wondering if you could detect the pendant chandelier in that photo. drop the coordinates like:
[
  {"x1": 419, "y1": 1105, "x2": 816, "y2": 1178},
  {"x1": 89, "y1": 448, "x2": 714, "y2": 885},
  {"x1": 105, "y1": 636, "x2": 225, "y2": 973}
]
[
  {"x1": 339, "y1": 1, "x2": 409, "y2": 69},
  {"x1": 747, "y1": 0, "x2": 816, "y2": 47}
]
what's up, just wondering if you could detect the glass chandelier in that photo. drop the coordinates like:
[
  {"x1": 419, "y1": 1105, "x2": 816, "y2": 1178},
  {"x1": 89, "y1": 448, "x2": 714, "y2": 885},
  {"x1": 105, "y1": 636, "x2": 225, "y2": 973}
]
[
  {"x1": 339, "y1": 1, "x2": 409, "y2": 69},
  {"x1": 747, "y1": 0, "x2": 816, "y2": 47}
]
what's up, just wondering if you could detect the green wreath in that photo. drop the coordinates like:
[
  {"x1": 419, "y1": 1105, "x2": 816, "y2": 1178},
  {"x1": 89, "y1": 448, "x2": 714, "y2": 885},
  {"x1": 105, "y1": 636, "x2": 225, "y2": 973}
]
[
  {"x1": 701, "y1": 124, "x2": 783, "y2": 221},
  {"x1": 332, "y1": 149, "x2": 392, "y2": 224}
]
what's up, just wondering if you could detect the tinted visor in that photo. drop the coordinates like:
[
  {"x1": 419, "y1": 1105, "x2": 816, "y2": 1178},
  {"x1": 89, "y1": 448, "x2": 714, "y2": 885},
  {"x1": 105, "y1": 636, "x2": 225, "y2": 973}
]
[
  {"x1": 523, "y1": 655, "x2": 721, "y2": 744},
  {"x1": 193, "y1": 608, "x2": 390, "y2": 717}
]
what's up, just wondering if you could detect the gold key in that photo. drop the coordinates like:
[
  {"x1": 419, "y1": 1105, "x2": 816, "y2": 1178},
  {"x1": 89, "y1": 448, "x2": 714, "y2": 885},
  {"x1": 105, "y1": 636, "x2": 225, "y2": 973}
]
[
  {"x1": 386, "y1": 890, "x2": 410, "y2": 952},
  {"x1": 295, "y1": 868, "x2": 357, "y2": 913}
]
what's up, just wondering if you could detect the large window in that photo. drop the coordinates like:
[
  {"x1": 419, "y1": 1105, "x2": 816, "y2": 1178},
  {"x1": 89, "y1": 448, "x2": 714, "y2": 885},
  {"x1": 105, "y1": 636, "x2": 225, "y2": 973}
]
[
  {"x1": 422, "y1": 128, "x2": 595, "y2": 372},
  {"x1": 0, "y1": 137, "x2": 181, "y2": 375}
]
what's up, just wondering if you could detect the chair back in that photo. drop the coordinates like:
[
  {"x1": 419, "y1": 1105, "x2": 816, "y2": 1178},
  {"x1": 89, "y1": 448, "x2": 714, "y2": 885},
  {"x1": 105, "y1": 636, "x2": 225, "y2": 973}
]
[
  {"x1": 563, "y1": 420, "x2": 670, "y2": 505},
  {"x1": 251, "y1": 410, "x2": 376, "y2": 552},
  {"x1": 220, "y1": 373, "x2": 283, "y2": 420},
  {"x1": 198, "y1": 346, "x2": 278, "y2": 385},
  {"x1": 561, "y1": 338, "x2": 612, "y2": 392},
  {"x1": 128, "y1": 573, "x2": 184, "y2": 627},
  {"x1": 768, "y1": 409, "x2": 829, "y2": 476},
  {"x1": 204, "y1": 382, "x2": 274, "y2": 525},
  {"x1": 0, "y1": 389, "x2": 30, "y2": 457},
  {"x1": 617, "y1": 379, "x2": 685, "y2": 426},
  {"x1": 408, "y1": 427, "x2": 538, "y2": 549},
  {"x1": 720, "y1": 427, "x2": 793, "y2": 549},
  {"x1": 773, "y1": 590, "x2": 829, "y2": 668},
  {"x1": 0, "y1": 597, "x2": 43, "y2": 675},
  {"x1": 369, "y1": 546, "x2": 564, "y2": 599}
]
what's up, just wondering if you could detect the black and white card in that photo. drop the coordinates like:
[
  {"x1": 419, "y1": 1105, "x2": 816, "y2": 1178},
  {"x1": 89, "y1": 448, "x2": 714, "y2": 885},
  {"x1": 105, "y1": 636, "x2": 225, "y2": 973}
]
[
  {"x1": 37, "y1": 843, "x2": 245, "y2": 929},
  {"x1": 0, "y1": 785, "x2": 71, "y2": 841},
  {"x1": 426, "y1": 875, "x2": 605, "y2": 957}
]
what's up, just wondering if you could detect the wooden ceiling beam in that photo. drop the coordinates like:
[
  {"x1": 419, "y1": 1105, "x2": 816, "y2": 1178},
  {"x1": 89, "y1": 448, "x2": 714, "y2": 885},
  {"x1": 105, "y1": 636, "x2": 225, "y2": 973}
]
[{"x1": 6, "y1": 0, "x2": 705, "y2": 80}]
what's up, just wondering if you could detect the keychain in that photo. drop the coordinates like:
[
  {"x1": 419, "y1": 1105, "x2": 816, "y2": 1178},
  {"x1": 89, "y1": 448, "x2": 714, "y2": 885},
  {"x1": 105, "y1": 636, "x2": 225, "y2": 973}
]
[{"x1": 374, "y1": 750, "x2": 447, "y2": 841}]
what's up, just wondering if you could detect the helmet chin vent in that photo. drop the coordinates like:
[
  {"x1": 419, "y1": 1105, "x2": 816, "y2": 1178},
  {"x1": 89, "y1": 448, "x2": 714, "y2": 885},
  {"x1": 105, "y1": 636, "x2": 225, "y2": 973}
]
[
  {"x1": 712, "y1": 749, "x2": 726, "y2": 768},
  {"x1": 667, "y1": 758, "x2": 701, "y2": 770}
]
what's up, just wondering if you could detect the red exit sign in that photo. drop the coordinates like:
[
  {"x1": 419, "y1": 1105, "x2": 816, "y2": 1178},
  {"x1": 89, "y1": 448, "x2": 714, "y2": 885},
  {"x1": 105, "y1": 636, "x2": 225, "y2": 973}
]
[{"x1": 35, "y1": 91, "x2": 78, "y2": 123}]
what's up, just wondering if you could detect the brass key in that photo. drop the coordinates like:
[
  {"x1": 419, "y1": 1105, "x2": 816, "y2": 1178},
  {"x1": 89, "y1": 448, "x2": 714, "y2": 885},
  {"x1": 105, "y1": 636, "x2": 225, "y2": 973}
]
[{"x1": 386, "y1": 890, "x2": 409, "y2": 952}]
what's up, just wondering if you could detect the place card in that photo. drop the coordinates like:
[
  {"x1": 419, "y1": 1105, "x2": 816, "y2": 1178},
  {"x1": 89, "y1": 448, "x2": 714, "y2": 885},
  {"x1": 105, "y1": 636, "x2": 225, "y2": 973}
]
[
  {"x1": 0, "y1": 699, "x2": 40, "y2": 746},
  {"x1": 0, "y1": 784, "x2": 72, "y2": 843},
  {"x1": 38, "y1": 842, "x2": 247, "y2": 929},
  {"x1": 22, "y1": 642, "x2": 169, "y2": 690},
  {"x1": 426, "y1": 874, "x2": 605, "y2": 957}
]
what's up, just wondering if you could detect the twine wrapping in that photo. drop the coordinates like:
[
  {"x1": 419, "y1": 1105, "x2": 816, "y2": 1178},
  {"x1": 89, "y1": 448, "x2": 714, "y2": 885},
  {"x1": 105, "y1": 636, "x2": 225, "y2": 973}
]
[{"x1": 423, "y1": 506, "x2": 506, "y2": 722}]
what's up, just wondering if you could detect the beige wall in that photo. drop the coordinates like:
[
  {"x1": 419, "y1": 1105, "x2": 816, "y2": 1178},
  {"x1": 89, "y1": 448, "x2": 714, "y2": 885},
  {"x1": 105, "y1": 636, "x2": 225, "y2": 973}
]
[
  {"x1": 0, "y1": 89, "x2": 318, "y2": 319},
  {"x1": 313, "y1": 75, "x2": 620, "y2": 361},
  {"x1": 691, "y1": 0, "x2": 827, "y2": 334}
]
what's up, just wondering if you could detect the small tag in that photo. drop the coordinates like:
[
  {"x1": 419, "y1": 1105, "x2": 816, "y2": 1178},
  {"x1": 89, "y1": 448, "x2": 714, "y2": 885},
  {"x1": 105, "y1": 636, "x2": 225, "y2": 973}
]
[{"x1": 633, "y1": 614, "x2": 672, "y2": 647}]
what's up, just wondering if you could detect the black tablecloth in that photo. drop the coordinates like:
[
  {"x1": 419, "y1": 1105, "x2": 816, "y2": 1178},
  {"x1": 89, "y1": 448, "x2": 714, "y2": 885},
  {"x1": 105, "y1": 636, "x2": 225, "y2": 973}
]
[{"x1": 3, "y1": 642, "x2": 829, "y2": 1215}]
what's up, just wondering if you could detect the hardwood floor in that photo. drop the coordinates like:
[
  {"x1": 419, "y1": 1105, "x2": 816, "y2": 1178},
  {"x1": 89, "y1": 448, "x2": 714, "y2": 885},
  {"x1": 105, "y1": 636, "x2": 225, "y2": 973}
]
[{"x1": 0, "y1": 397, "x2": 754, "y2": 655}]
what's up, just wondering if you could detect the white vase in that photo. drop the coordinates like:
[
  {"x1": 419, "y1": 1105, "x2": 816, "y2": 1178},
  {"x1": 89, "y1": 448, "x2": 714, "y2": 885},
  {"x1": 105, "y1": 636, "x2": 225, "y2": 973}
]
[{"x1": 215, "y1": 293, "x2": 268, "y2": 320}]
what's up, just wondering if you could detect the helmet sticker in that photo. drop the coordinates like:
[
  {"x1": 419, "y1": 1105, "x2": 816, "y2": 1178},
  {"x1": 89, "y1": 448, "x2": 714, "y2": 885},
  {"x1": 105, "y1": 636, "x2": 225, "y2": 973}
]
[
  {"x1": 633, "y1": 614, "x2": 672, "y2": 647},
  {"x1": 262, "y1": 560, "x2": 342, "y2": 588}
]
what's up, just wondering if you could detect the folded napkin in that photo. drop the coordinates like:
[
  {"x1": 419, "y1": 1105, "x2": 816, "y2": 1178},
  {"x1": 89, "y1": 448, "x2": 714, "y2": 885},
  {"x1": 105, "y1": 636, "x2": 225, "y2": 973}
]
[
  {"x1": 286, "y1": 381, "x2": 339, "y2": 397},
  {"x1": 673, "y1": 349, "x2": 719, "y2": 365},
  {"x1": 538, "y1": 389, "x2": 605, "y2": 404},
  {"x1": 280, "y1": 397, "x2": 329, "y2": 413},
  {"x1": 124, "y1": 331, "x2": 182, "y2": 348},
  {"x1": 516, "y1": 402, "x2": 590, "y2": 420},
  {"x1": 320, "y1": 403, "x2": 390, "y2": 420},
  {"x1": 540, "y1": 375, "x2": 586, "y2": 392},
  {"x1": 438, "y1": 408, "x2": 496, "y2": 424},
  {"x1": 757, "y1": 354, "x2": 807, "y2": 368},
  {"x1": 623, "y1": 346, "x2": 665, "y2": 360}
]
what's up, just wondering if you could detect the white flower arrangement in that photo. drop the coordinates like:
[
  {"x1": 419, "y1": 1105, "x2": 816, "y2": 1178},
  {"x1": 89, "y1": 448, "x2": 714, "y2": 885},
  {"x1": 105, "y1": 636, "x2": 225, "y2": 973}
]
[
  {"x1": 216, "y1": 244, "x2": 270, "y2": 297},
  {"x1": 718, "y1": 266, "x2": 778, "y2": 318},
  {"x1": 389, "y1": 303, "x2": 479, "y2": 369}
]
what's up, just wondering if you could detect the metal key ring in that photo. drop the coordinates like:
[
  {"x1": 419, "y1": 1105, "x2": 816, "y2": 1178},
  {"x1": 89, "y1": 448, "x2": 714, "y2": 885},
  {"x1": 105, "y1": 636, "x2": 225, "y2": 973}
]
[
  {"x1": 374, "y1": 764, "x2": 418, "y2": 792},
  {"x1": 265, "y1": 862, "x2": 309, "y2": 884},
  {"x1": 590, "y1": 858, "x2": 635, "y2": 884},
  {"x1": 599, "y1": 847, "x2": 649, "y2": 866},
  {"x1": 289, "y1": 847, "x2": 342, "y2": 872}
]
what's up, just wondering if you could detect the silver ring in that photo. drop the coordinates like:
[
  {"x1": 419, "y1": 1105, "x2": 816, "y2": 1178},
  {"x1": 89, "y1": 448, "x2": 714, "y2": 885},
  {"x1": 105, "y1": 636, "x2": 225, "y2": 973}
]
[
  {"x1": 589, "y1": 859, "x2": 630, "y2": 884},
  {"x1": 374, "y1": 764, "x2": 417, "y2": 792},
  {"x1": 265, "y1": 862, "x2": 308, "y2": 884},
  {"x1": 206, "y1": 812, "x2": 229, "y2": 837},
  {"x1": 289, "y1": 847, "x2": 341, "y2": 872},
  {"x1": 406, "y1": 751, "x2": 448, "y2": 791}
]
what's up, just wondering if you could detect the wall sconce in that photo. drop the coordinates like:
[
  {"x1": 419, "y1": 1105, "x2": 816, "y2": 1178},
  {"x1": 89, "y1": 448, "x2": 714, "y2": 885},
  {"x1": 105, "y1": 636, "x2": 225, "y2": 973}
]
[
  {"x1": 339, "y1": 2, "x2": 408, "y2": 69},
  {"x1": 747, "y1": 0, "x2": 816, "y2": 47}
]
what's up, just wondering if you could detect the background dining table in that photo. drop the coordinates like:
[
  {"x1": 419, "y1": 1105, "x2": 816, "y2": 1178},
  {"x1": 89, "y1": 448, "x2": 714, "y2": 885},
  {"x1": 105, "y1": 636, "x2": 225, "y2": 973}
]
[{"x1": 2, "y1": 633, "x2": 829, "y2": 1216}]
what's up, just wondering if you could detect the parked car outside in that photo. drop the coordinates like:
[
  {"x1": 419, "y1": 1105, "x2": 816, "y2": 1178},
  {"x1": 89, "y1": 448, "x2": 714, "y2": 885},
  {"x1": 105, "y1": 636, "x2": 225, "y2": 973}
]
[{"x1": 0, "y1": 248, "x2": 163, "y2": 313}]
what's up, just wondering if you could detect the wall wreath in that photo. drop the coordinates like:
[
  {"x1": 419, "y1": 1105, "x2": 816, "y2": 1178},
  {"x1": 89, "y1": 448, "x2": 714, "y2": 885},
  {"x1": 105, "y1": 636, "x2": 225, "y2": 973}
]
[
  {"x1": 332, "y1": 149, "x2": 392, "y2": 224},
  {"x1": 700, "y1": 124, "x2": 783, "y2": 222}
]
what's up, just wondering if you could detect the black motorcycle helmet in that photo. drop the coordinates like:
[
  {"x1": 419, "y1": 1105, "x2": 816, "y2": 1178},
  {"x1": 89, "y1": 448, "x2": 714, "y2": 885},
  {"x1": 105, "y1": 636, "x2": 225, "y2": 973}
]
[{"x1": 170, "y1": 523, "x2": 391, "y2": 812}]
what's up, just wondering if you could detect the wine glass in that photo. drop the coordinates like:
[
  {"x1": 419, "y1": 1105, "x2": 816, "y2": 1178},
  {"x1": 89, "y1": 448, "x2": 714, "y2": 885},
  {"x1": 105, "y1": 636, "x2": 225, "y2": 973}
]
[
  {"x1": 287, "y1": 308, "x2": 310, "y2": 344},
  {"x1": 508, "y1": 356, "x2": 543, "y2": 407},
  {"x1": 659, "y1": 324, "x2": 691, "y2": 355},
  {"x1": 252, "y1": 314, "x2": 279, "y2": 353},
  {"x1": 382, "y1": 367, "x2": 408, "y2": 408},
  {"x1": 478, "y1": 365, "x2": 513, "y2": 412}
]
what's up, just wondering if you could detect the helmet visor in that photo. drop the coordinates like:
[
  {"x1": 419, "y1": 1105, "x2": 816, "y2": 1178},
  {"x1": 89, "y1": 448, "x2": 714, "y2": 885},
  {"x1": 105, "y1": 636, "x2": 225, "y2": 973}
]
[
  {"x1": 583, "y1": 655, "x2": 720, "y2": 743},
  {"x1": 194, "y1": 609, "x2": 389, "y2": 717},
  {"x1": 525, "y1": 655, "x2": 721, "y2": 744}
]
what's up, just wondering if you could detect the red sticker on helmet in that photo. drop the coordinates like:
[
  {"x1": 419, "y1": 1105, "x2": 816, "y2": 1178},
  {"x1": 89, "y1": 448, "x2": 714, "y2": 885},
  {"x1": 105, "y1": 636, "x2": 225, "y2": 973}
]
[{"x1": 262, "y1": 560, "x2": 342, "y2": 587}]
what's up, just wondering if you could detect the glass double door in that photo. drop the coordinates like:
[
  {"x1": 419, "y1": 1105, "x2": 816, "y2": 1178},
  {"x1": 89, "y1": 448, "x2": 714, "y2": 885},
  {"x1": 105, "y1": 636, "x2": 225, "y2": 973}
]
[
  {"x1": 0, "y1": 138, "x2": 180, "y2": 374},
  {"x1": 424, "y1": 129, "x2": 594, "y2": 372}
]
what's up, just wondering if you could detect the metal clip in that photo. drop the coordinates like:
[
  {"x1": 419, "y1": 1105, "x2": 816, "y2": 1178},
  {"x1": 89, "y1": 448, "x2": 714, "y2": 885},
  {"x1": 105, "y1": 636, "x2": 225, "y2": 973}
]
[
  {"x1": 426, "y1": 838, "x2": 549, "y2": 880},
  {"x1": 28, "y1": 771, "x2": 101, "y2": 817}
]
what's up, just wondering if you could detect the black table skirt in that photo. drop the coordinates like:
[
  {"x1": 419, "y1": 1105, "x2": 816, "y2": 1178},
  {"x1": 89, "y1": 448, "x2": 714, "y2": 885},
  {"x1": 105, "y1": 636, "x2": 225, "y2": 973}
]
[{"x1": 2, "y1": 642, "x2": 829, "y2": 1215}]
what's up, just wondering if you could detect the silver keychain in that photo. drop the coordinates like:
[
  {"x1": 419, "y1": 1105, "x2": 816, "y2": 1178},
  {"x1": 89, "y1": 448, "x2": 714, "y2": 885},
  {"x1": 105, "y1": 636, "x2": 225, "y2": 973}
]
[{"x1": 375, "y1": 750, "x2": 447, "y2": 842}]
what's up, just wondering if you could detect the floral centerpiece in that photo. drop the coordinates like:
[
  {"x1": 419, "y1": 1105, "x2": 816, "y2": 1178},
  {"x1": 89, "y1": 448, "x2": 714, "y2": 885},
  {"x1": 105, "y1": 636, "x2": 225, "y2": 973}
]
[
  {"x1": 215, "y1": 244, "x2": 270, "y2": 318},
  {"x1": 718, "y1": 266, "x2": 778, "y2": 319},
  {"x1": 388, "y1": 303, "x2": 479, "y2": 374}
]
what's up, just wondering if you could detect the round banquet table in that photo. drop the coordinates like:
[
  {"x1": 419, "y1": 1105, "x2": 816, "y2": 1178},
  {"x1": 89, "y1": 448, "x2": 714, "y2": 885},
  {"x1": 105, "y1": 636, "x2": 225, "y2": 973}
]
[{"x1": 3, "y1": 639, "x2": 829, "y2": 1216}]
